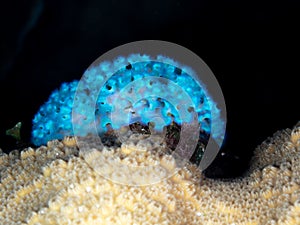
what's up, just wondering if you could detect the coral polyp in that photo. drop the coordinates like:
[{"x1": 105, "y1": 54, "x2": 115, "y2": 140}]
[
  {"x1": 1, "y1": 122, "x2": 300, "y2": 224},
  {"x1": 31, "y1": 56, "x2": 224, "y2": 151}
]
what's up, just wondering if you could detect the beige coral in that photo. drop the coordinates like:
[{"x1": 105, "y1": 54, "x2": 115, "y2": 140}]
[{"x1": 0, "y1": 123, "x2": 300, "y2": 225}]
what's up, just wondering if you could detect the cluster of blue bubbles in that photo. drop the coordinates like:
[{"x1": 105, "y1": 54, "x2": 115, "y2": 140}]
[
  {"x1": 96, "y1": 61, "x2": 212, "y2": 134},
  {"x1": 32, "y1": 41, "x2": 226, "y2": 175}
]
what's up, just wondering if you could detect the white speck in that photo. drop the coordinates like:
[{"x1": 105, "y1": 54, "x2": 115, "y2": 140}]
[
  {"x1": 86, "y1": 186, "x2": 92, "y2": 192},
  {"x1": 69, "y1": 183, "x2": 74, "y2": 189},
  {"x1": 78, "y1": 206, "x2": 84, "y2": 212},
  {"x1": 196, "y1": 212, "x2": 202, "y2": 216}
]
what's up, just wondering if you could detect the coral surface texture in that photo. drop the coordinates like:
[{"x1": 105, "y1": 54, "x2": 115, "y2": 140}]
[{"x1": 1, "y1": 122, "x2": 300, "y2": 225}]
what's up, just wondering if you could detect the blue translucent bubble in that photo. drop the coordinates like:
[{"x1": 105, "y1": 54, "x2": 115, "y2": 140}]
[
  {"x1": 31, "y1": 56, "x2": 222, "y2": 152},
  {"x1": 95, "y1": 61, "x2": 211, "y2": 134}
]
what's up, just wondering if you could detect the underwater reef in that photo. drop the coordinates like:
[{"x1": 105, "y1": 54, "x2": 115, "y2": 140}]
[{"x1": 0, "y1": 121, "x2": 300, "y2": 224}]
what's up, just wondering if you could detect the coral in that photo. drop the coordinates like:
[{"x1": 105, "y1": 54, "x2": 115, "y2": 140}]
[
  {"x1": 1, "y1": 122, "x2": 300, "y2": 225},
  {"x1": 31, "y1": 55, "x2": 225, "y2": 147}
]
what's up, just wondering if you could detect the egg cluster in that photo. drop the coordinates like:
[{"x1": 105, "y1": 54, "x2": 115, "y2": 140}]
[{"x1": 31, "y1": 55, "x2": 225, "y2": 148}]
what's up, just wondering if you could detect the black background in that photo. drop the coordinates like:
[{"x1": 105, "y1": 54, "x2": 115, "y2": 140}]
[{"x1": 0, "y1": 0, "x2": 299, "y2": 177}]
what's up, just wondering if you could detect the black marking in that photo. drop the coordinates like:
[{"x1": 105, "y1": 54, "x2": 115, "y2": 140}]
[
  {"x1": 126, "y1": 64, "x2": 132, "y2": 70},
  {"x1": 106, "y1": 85, "x2": 112, "y2": 90},
  {"x1": 174, "y1": 67, "x2": 182, "y2": 75},
  {"x1": 188, "y1": 106, "x2": 194, "y2": 113}
]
